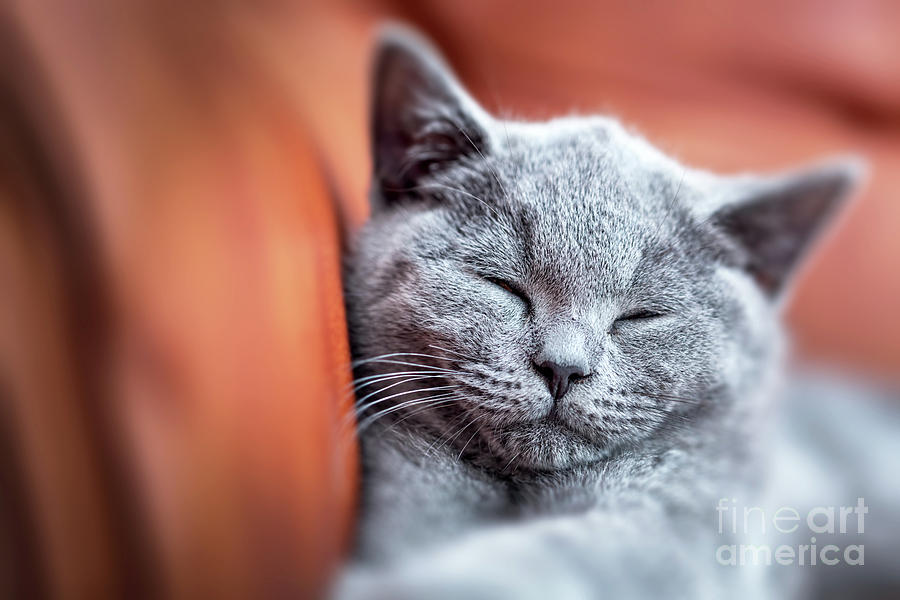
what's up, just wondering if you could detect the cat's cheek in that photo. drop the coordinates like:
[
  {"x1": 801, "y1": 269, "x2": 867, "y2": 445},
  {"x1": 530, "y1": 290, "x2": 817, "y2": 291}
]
[
  {"x1": 608, "y1": 324, "x2": 673, "y2": 352},
  {"x1": 613, "y1": 323, "x2": 716, "y2": 388}
]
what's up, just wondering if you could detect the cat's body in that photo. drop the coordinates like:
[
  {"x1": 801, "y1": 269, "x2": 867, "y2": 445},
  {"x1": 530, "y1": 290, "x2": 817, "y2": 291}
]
[
  {"x1": 345, "y1": 377, "x2": 900, "y2": 599},
  {"x1": 337, "y1": 27, "x2": 888, "y2": 599}
]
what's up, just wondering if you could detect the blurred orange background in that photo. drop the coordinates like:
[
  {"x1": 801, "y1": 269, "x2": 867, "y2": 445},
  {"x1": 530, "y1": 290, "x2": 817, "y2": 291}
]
[{"x1": 1, "y1": 0, "x2": 898, "y2": 598}]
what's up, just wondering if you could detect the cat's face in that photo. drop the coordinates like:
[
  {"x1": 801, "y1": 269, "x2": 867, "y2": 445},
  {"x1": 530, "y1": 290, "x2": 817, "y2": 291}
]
[{"x1": 345, "y1": 28, "x2": 860, "y2": 472}]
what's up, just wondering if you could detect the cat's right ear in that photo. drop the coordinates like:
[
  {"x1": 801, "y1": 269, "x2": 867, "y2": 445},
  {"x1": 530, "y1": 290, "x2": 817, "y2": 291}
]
[
  {"x1": 370, "y1": 26, "x2": 492, "y2": 207},
  {"x1": 704, "y1": 158, "x2": 865, "y2": 300}
]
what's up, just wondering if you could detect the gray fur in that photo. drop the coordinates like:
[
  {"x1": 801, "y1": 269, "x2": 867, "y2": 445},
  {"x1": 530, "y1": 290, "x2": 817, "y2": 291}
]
[{"x1": 338, "y1": 26, "x2": 865, "y2": 599}]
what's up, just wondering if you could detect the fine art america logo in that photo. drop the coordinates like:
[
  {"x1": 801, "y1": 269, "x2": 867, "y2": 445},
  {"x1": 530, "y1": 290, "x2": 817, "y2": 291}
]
[{"x1": 715, "y1": 498, "x2": 867, "y2": 566}]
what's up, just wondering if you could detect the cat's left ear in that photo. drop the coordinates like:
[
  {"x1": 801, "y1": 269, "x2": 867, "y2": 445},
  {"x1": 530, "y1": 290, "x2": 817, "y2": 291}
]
[
  {"x1": 707, "y1": 158, "x2": 866, "y2": 299},
  {"x1": 370, "y1": 25, "x2": 493, "y2": 207}
]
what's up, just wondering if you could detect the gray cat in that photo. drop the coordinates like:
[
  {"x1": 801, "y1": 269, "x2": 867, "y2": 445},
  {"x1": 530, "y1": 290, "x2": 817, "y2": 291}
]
[{"x1": 337, "y1": 26, "x2": 894, "y2": 599}]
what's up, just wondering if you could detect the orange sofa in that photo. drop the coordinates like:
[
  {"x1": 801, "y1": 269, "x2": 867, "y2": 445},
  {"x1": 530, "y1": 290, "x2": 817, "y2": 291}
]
[{"x1": 1, "y1": 0, "x2": 898, "y2": 598}]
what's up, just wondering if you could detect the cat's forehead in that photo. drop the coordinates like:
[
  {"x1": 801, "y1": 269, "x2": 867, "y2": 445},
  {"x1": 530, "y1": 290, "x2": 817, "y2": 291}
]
[
  {"x1": 498, "y1": 117, "x2": 686, "y2": 214},
  {"x1": 490, "y1": 120, "x2": 690, "y2": 267}
]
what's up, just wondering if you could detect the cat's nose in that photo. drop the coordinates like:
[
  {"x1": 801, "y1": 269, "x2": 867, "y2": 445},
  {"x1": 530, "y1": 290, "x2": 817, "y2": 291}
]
[{"x1": 534, "y1": 359, "x2": 587, "y2": 401}]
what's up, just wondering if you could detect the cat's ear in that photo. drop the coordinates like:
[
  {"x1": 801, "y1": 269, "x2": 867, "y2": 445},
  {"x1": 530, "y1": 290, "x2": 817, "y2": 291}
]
[
  {"x1": 370, "y1": 26, "x2": 492, "y2": 205},
  {"x1": 707, "y1": 158, "x2": 865, "y2": 299}
]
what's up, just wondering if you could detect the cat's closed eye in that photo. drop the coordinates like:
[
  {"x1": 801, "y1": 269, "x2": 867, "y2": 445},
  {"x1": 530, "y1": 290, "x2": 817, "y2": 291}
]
[
  {"x1": 484, "y1": 276, "x2": 530, "y2": 306},
  {"x1": 611, "y1": 309, "x2": 668, "y2": 334},
  {"x1": 610, "y1": 309, "x2": 667, "y2": 335},
  {"x1": 617, "y1": 309, "x2": 665, "y2": 322}
]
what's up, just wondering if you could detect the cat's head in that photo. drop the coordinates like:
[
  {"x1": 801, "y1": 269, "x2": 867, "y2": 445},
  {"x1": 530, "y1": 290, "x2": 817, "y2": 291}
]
[{"x1": 345, "y1": 27, "x2": 863, "y2": 472}]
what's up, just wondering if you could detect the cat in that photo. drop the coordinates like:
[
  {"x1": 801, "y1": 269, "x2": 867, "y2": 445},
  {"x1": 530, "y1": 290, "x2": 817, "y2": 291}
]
[{"x1": 336, "y1": 25, "x2": 890, "y2": 599}]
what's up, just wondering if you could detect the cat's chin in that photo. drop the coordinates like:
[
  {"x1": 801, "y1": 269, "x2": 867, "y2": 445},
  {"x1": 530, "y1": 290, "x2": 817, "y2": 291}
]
[{"x1": 491, "y1": 421, "x2": 610, "y2": 472}]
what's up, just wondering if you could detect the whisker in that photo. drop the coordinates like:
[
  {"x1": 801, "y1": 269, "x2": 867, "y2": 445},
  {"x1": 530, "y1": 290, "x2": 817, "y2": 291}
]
[
  {"x1": 354, "y1": 383, "x2": 458, "y2": 416},
  {"x1": 345, "y1": 375, "x2": 443, "y2": 408},
  {"x1": 456, "y1": 424, "x2": 482, "y2": 461},
  {"x1": 356, "y1": 393, "x2": 462, "y2": 434},
  {"x1": 389, "y1": 183, "x2": 503, "y2": 221},
  {"x1": 650, "y1": 168, "x2": 686, "y2": 244},
  {"x1": 438, "y1": 413, "x2": 484, "y2": 457},
  {"x1": 501, "y1": 450, "x2": 522, "y2": 473},
  {"x1": 354, "y1": 378, "x2": 442, "y2": 410},
  {"x1": 354, "y1": 390, "x2": 459, "y2": 424},
  {"x1": 348, "y1": 369, "x2": 439, "y2": 389},
  {"x1": 385, "y1": 397, "x2": 461, "y2": 431},
  {"x1": 635, "y1": 391, "x2": 701, "y2": 405},
  {"x1": 351, "y1": 372, "x2": 448, "y2": 395},
  {"x1": 351, "y1": 352, "x2": 459, "y2": 369},
  {"x1": 426, "y1": 344, "x2": 479, "y2": 362},
  {"x1": 446, "y1": 116, "x2": 512, "y2": 206},
  {"x1": 424, "y1": 411, "x2": 473, "y2": 455},
  {"x1": 343, "y1": 396, "x2": 461, "y2": 439},
  {"x1": 354, "y1": 359, "x2": 461, "y2": 373},
  {"x1": 615, "y1": 404, "x2": 694, "y2": 436}
]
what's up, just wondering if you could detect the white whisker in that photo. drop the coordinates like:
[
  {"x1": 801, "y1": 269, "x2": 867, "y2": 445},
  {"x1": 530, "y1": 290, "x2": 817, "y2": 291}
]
[
  {"x1": 352, "y1": 352, "x2": 458, "y2": 369},
  {"x1": 426, "y1": 344, "x2": 479, "y2": 362},
  {"x1": 356, "y1": 393, "x2": 462, "y2": 434},
  {"x1": 405, "y1": 183, "x2": 503, "y2": 220},
  {"x1": 354, "y1": 384, "x2": 459, "y2": 418},
  {"x1": 445, "y1": 116, "x2": 512, "y2": 207},
  {"x1": 501, "y1": 450, "x2": 522, "y2": 472},
  {"x1": 352, "y1": 372, "x2": 449, "y2": 395},
  {"x1": 355, "y1": 359, "x2": 460, "y2": 373},
  {"x1": 456, "y1": 423, "x2": 482, "y2": 461}
]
